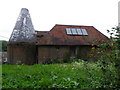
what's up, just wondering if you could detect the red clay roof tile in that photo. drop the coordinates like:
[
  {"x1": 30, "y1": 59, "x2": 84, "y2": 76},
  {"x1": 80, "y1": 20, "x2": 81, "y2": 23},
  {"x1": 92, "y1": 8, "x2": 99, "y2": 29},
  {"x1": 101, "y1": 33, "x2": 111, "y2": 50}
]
[{"x1": 36, "y1": 24, "x2": 110, "y2": 45}]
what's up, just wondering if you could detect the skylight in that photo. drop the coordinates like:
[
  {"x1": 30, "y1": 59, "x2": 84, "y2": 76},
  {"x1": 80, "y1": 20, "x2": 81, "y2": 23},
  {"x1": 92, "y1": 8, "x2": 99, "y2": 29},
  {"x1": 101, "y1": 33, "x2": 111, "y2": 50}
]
[
  {"x1": 66, "y1": 28, "x2": 72, "y2": 35},
  {"x1": 66, "y1": 28, "x2": 88, "y2": 35},
  {"x1": 82, "y1": 29, "x2": 88, "y2": 35},
  {"x1": 71, "y1": 28, "x2": 77, "y2": 35}
]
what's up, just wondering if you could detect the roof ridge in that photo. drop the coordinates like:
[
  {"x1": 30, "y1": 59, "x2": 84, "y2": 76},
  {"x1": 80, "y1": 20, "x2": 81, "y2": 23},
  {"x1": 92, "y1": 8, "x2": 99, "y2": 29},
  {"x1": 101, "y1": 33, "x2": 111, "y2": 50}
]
[{"x1": 55, "y1": 24, "x2": 93, "y2": 27}]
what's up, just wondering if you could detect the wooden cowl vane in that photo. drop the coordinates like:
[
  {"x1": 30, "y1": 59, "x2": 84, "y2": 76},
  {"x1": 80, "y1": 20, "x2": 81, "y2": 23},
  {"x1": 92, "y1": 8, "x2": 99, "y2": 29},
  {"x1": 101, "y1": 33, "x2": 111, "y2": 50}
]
[
  {"x1": 8, "y1": 8, "x2": 36, "y2": 65},
  {"x1": 9, "y1": 8, "x2": 36, "y2": 43}
]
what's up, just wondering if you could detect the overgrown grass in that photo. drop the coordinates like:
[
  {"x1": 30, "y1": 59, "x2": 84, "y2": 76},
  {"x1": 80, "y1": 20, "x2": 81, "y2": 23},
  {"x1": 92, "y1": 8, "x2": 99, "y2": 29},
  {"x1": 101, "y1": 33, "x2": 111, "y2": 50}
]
[{"x1": 2, "y1": 60, "x2": 118, "y2": 88}]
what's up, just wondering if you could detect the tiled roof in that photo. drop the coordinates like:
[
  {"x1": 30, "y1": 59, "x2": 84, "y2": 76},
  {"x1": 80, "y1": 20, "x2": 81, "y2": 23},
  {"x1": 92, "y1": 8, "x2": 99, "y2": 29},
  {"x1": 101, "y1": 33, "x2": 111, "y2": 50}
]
[{"x1": 36, "y1": 24, "x2": 110, "y2": 45}]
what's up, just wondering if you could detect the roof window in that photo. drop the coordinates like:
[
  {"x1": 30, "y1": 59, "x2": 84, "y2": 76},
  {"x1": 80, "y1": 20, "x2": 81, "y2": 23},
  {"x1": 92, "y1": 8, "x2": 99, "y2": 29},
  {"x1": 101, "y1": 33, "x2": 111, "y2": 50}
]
[{"x1": 66, "y1": 28, "x2": 88, "y2": 35}]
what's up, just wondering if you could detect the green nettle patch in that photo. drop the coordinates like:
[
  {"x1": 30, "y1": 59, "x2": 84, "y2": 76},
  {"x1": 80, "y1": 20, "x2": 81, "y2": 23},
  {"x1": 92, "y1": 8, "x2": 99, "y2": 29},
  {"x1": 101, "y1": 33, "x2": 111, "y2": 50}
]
[{"x1": 2, "y1": 60, "x2": 118, "y2": 88}]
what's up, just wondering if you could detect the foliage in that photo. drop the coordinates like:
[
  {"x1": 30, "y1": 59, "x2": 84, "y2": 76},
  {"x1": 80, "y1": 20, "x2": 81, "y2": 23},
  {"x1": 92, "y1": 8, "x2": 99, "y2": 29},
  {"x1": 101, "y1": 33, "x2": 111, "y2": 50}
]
[
  {"x1": 0, "y1": 40, "x2": 7, "y2": 52},
  {"x1": 89, "y1": 26, "x2": 120, "y2": 88},
  {"x1": 106, "y1": 27, "x2": 120, "y2": 87},
  {"x1": 2, "y1": 61, "x2": 118, "y2": 89}
]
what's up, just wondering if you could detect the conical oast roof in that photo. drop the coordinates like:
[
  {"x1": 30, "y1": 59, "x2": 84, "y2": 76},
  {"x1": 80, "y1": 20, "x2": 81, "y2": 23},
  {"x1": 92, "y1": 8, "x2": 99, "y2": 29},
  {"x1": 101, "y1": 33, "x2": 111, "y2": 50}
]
[{"x1": 9, "y1": 8, "x2": 36, "y2": 43}]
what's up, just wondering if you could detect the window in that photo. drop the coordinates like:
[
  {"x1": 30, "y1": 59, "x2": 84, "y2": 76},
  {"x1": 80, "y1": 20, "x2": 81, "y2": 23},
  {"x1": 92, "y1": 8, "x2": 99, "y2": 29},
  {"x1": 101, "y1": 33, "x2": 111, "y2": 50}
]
[
  {"x1": 66, "y1": 28, "x2": 72, "y2": 35},
  {"x1": 82, "y1": 29, "x2": 88, "y2": 35},
  {"x1": 65, "y1": 28, "x2": 88, "y2": 36},
  {"x1": 76, "y1": 29, "x2": 83, "y2": 35}
]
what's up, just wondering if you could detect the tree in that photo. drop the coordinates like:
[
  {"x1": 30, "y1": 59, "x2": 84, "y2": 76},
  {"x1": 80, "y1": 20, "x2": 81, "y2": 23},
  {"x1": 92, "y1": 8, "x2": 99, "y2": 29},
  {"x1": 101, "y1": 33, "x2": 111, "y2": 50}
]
[
  {"x1": 89, "y1": 26, "x2": 120, "y2": 88},
  {"x1": 0, "y1": 40, "x2": 7, "y2": 52},
  {"x1": 107, "y1": 26, "x2": 120, "y2": 88}
]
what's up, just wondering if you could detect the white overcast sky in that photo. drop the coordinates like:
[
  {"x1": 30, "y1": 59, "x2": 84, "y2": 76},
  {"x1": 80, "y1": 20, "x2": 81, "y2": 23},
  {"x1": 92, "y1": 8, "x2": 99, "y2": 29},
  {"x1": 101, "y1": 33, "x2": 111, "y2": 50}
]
[{"x1": 0, "y1": 0, "x2": 119, "y2": 40}]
